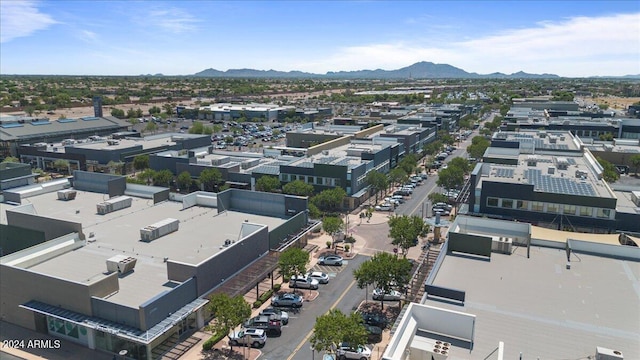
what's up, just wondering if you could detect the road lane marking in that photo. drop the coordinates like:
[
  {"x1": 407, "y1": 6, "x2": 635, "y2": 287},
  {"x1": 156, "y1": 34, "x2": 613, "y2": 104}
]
[
  {"x1": 408, "y1": 182, "x2": 437, "y2": 216},
  {"x1": 286, "y1": 279, "x2": 357, "y2": 360}
]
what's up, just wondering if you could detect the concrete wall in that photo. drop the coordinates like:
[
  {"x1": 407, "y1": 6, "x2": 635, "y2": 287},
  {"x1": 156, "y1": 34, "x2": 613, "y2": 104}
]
[
  {"x1": 6, "y1": 205, "x2": 85, "y2": 241},
  {"x1": 0, "y1": 265, "x2": 118, "y2": 330},
  {"x1": 448, "y1": 232, "x2": 492, "y2": 258},
  {"x1": 66, "y1": 144, "x2": 143, "y2": 165},
  {"x1": 151, "y1": 154, "x2": 190, "y2": 175},
  {"x1": 269, "y1": 211, "x2": 307, "y2": 249},
  {"x1": 139, "y1": 277, "x2": 197, "y2": 330},
  {"x1": 167, "y1": 226, "x2": 269, "y2": 296},
  {"x1": 568, "y1": 239, "x2": 640, "y2": 261},
  {"x1": 91, "y1": 297, "x2": 141, "y2": 329},
  {"x1": 353, "y1": 124, "x2": 384, "y2": 139},
  {"x1": 0, "y1": 224, "x2": 45, "y2": 256},
  {"x1": 0, "y1": 162, "x2": 32, "y2": 180},
  {"x1": 306, "y1": 136, "x2": 352, "y2": 157},
  {"x1": 73, "y1": 170, "x2": 125, "y2": 196}
]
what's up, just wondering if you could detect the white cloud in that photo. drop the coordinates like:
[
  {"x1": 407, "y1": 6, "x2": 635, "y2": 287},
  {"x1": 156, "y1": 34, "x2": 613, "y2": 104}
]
[
  {"x1": 78, "y1": 30, "x2": 98, "y2": 43},
  {"x1": 306, "y1": 12, "x2": 640, "y2": 76},
  {"x1": 147, "y1": 7, "x2": 199, "y2": 33},
  {"x1": 0, "y1": 1, "x2": 58, "y2": 43}
]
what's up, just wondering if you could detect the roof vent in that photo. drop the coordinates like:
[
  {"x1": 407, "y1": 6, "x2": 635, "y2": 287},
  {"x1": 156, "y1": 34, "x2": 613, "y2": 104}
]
[{"x1": 106, "y1": 255, "x2": 137, "y2": 274}]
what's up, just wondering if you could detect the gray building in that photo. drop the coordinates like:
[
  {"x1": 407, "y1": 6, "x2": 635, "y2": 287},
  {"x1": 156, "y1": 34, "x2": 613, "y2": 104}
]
[{"x1": 0, "y1": 171, "x2": 309, "y2": 359}]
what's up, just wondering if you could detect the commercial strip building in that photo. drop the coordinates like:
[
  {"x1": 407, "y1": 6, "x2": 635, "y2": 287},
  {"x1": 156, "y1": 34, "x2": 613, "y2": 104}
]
[
  {"x1": 0, "y1": 171, "x2": 310, "y2": 359},
  {"x1": 465, "y1": 129, "x2": 639, "y2": 233},
  {"x1": 0, "y1": 114, "x2": 130, "y2": 158},
  {"x1": 17, "y1": 133, "x2": 211, "y2": 174},
  {"x1": 383, "y1": 215, "x2": 640, "y2": 360}
]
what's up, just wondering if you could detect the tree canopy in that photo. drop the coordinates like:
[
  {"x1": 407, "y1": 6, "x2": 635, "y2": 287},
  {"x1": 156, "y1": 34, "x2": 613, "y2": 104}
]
[
  {"x1": 255, "y1": 176, "x2": 281, "y2": 193},
  {"x1": 436, "y1": 166, "x2": 464, "y2": 190},
  {"x1": 630, "y1": 154, "x2": 640, "y2": 175},
  {"x1": 282, "y1": 180, "x2": 315, "y2": 197},
  {"x1": 596, "y1": 157, "x2": 620, "y2": 183},
  {"x1": 365, "y1": 171, "x2": 388, "y2": 204},
  {"x1": 466, "y1": 136, "x2": 490, "y2": 159},
  {"x1": 199, "y1": 168, "x2": 223, "y2": 192},
  {"x1": 207, "y1": 293, "x2": 251, "y2": 348},
  {"x1": 388, "y1": 215, "x2": 429, "y2": 257},
  {"x1": 353, "y1": 252, "x2": 412, "y2": 307},
  {"x1": 176, "y1": 171, "x2": 192, "y2": 192},
  {"x1": 311, "y1": 187, "x2": 346, "y2": 214},
  {"x1": 322, "y1": 216, "x2": 343, "y2": 242},
  {"x1": 278, "y1": 247, "x2": 310, "y2": 281},
  {"x1": 133, "y1": 155, "x2": 149, "y2": 171},
  {"x1": 153, "y1": 169, "x2": 173, "y2": 187},
  {"x1": 310, "y1": 309, "x2": 368, "y2": 355}
]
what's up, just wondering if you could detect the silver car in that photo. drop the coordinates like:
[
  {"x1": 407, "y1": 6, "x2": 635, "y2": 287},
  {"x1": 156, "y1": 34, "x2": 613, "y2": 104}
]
[
  {"x1": 318, "y1": 255, "x2": 343, "y2": 266},
  {"x1": 306, "y1": 271, "x2": 329, "y2": 284}
]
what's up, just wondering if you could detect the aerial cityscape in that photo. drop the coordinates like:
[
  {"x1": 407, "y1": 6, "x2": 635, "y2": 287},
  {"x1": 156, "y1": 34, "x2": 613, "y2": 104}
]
[{"x1": 1, "y1": 1, "x2": 639, "y2": 360}]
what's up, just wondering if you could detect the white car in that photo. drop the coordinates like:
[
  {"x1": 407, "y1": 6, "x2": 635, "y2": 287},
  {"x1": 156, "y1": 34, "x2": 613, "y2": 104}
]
[
  {"x1": 336, "y1": 342, "x2": 372, "y2": 360},
  {"x1": 306, "y1": 271, "x2": 329, "y2": 284},
  {"x1": 372, "y1": 289, "x2": 402, "y2": 301},
  {"x1": 289, "y1": 275, "x2": 319, "y2": 290},
  {"x1": 375, "y1": 204, "x2": 391, "y2": 211}
]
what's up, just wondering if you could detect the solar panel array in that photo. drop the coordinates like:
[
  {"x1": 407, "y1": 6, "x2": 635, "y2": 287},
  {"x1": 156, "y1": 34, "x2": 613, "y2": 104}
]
[
  {"x1": 252, "y1": 165, "x2": 280, "y2": 175},
  {"x1": 318, "y1": 156, "x2": 338, "y2": 164},
  {"x1": 0, "y1": 123, "x2": 24, "y2": 128},
  {"x1": 494, "y1": 167, "x2": 515, "y2": 178},
  {"x1": 296, "y1": 161, "x2": 314, "y2": 168},
  {"x1": 57, "y1": 118, "x2": 77, "y2": 123},
  {"x1": 524, "y1": 169, "x2": 596, "y2": 196},
  {"x1": 81, "y1": 116, "x2": 99, "y2": 121},
  {"x1": 31, "y1": 121, "x2": 52, "y2": 126}
]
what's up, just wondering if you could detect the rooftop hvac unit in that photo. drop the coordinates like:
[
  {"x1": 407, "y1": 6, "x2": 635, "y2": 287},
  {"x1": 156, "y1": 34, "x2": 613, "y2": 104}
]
[
  {"x1": 97, "y1": 196, "x2": 132, "y2": 215},
  {"x1": 140, "y1": 218, "x2": 179, "y2": 242},
  {"x1": 57, "y1": 189, "x2": 77, "y2": 201},
  {"x1": 548, "y1": 166, "x2": 556, "y2": 174},
  {"x1": 596, "y1": 347, "x2": 624, "y2": 360},
  {"x1": 106, "y1": 255, "x2": 137, "y2": 274}
]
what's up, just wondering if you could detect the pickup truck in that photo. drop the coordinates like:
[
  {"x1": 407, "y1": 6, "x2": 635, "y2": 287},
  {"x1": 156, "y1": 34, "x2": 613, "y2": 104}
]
[{"x1": 243, "y1": 315, "x2": 282, "y2": 336}]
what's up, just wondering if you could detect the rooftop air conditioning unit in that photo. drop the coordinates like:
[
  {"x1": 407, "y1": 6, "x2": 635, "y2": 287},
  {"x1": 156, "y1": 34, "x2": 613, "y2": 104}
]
[
  {"x1": 57, "y1": 189, "x2": 77, "y2": 201},
  {"x1": 106, "y1": 255, "x2": 137, "y2": 274},
  {"x1": 140, "y1": 218, "x2": 179, "y2": 242},
  {"x1": 97, "y1": 196, "x2": 132, "y2": 215},
  {"x1": 548, "y1": 166, "x2": 556, "y2": 174},
  {"x1": 596, "y1": 347, "x2": 624, "y2": 360}
]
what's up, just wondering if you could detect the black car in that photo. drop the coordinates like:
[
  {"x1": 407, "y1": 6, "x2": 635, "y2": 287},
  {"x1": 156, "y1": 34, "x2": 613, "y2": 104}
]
[
  {"x1": 243, "y1": 315, "x2": 282, "y2": 336},
  {"x1": 360, "y1": 311, "x2": 388, "y2": 329}
]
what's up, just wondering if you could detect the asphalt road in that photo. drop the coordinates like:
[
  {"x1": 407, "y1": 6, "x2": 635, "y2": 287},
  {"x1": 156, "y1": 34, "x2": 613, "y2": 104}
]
[{"x1": 259, "y1": 255, "x2": 368, "y2": 360}]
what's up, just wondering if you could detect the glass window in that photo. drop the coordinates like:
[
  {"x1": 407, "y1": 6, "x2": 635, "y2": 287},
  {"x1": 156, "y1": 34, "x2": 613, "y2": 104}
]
[
  {"x1": 597, "y1": 208, "x2": 611, "y2": 219},
  {"x1": 579, "y1": 206, "x2": 592, "y2": 217},
  {"x1": 531, "y1": 202, "x2": 544, "y2": 211},
  {"x1": 501, "y1": 199, "x2": 513, "y2": 208},
  {"x1": 487, "y1": 197, "x2": 499, "y2": 207},
  {"x1": 547, "y1": 203, "x2": 559, "y2": 213},
  {"x1": 563, "y1": 204, "x2": 576, "y2": 215},
  {"x1": 516, "y1": 200, "x2": 528, "y2": 210}
]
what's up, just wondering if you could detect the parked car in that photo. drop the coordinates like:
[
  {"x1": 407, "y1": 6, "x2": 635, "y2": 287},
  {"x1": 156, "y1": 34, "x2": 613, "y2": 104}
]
[
  {"x1": 271, "y1": 293, "x2": 303, "y2": 307},
  {"x1": 360, "y1": 311, "x2": 388, "y2": 329},
  {"x1": 306, "y1": 271, "x2": 329, "y2": 284},
  {"x1": 243, "y1": 315, "x2": 282, "y2": 336},
  {"x1": 336, "y1": 342, "x2": 372, "y2": 360},
  {"x1": 289, "y1": 275, "x2": 319, "y2": 290},
  {"x1": 375, "y1": 204, "x2": 391, "y2": 211},
  {"x1": 318, "y1": 255, "x2": 344, "y2": 266},
  {"x1": 372, "y1": 289, "x2": 402, "y2": 301},
  {"x1": 259, "y1": 307, "x2": 289, "y2": 325},
  {"x1": 420, "y1": 173, "x2": 428, "y2": 179},
  {"x1": 393, "y1": 190, "x2": 410, "y2": 197},
  {"x1": 228, "y1": 328, "x2": 267, "y2": 347}
]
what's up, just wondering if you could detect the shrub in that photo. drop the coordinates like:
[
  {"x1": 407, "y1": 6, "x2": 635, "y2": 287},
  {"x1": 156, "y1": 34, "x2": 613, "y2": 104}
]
[
  {"x1": 273, "y1": 283, "x2": 282, "y2": 292},
  {"x1": 202, "y1": 332, "x2": 226, "y2": 350},
  {"x1": 258, "y1": 289, "x2": 274, "y2": 303},
  {"x1": 345, "y1": 236, "x2": 356, "y2": 243},
  {"x1": 326, "y1": 241, "x2": 332, "y2": 248},
  {"x1": 344, "y1": 244, "x2": 350, "y2": 253},
  {"x1": 253, "y1": 300, "x2": 262, "y2": 309}
]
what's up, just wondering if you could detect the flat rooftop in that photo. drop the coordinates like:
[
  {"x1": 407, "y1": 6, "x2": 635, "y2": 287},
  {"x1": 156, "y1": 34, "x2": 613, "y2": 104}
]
[
  {"x1": 10, "y1": 190, "x2": 286, "y2": 307},
  {"x1": 477, "y1": 152, "x2": 615, "y2": 199},
  {"x1": 425, "y1": 246, "x2": 640, "y2": 359},
  {"x1": 288, "y1": 142, "x2": 388, "y2": 170}
]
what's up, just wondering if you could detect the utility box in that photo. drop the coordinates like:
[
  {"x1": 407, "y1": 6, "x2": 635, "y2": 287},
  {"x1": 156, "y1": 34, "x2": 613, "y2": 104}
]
[
  {"x1": 596, "y1": 347, "x2": 624, "y2": 360},
  {"x1": 57, "y1": 189, "x2": 77, "y2": 201},
  {"x1": 140, "y1": 218, "x2": 179, "y2": 242},
  {"x1": 97, "y1": 196, "x2": 132, "y2": 215},
  {"x1": 106, "y1": 255, "x2": 137, "y2": 274}
]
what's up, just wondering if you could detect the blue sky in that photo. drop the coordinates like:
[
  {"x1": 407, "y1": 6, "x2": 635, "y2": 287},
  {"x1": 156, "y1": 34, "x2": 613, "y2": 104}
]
[{"x1": 1, "y1": 1, "x2": 639, "y2": 77}]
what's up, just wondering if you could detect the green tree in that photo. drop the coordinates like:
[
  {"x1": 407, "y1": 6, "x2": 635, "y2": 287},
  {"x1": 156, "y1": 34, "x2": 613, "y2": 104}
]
[
  {"x1": 282, "y1": 179, "x2": 315, "y2": 197},
  {"x1": 1, "y1": 156, "x2": 19, "y2": 163},
  {"x1": 199, "y1": 168, "x2": 223, "y2": 191},
  {"x1": 388, "y1": 168, "x2": 408, "y2": 188},
  {"x1": 308, "y1": 203, "x2": 321, "y2": 219},
  {"x1": 53, "y1": 159, "x2": 70, "y2": 174},
  {"x1": 255, "y1": 176, "x2": 281, "y2": 193},
  {"x1": 437, "y1": 166, "x2": 464, "y2": 190},
  {"x1": 467, "y1": 136, "x2": 490, "y2": 159},
  {"x1": 428, "y1": 192, "x2": 449, "y2": 204},
  {"x1": 149, "y1": 105, "x2": 161, "y2": 115},
  {"x1": 278, "y1": 247, "x2": 310, "y2": 282},
  {"x1": 311, "y1": 187, "x2": 346, "y2": 213},
  {"x1": 365, "y1": 171, "x2": 388, "y2": 204},
  {"x1": 398, "y1": 154, "x2": 417, "y2": 175},
  {"x1": 153, "y1": 169, "x2": 173, "y2": 187},
  {"x1": 207, "y1": 293, "x2": 251, "y2": 351},
  {"x1": 388, "y1": 215, "x2": 429, "y2": 257},
  {"x1": 596, "y1": 157, "x2": 620, "y2": 183},
  {"x1": 630, "y1": 154, "x2": 640, "y2": 176},
  {"x1": 322, "y1": 216, "x2": 343, "y2": 246},
  {"x1": 110, "y1": 108, "x2": 125, "y2": 118},
  {"x1": 189, "y1": 121, "x2": 204, "y2": 134},
  {"x1": 145, "y1": 121, "x2": 158, "y2": 134},
  {"x1": 448, "y1": 156, "x2": 471, "y2": 174},
  {"x1": 137, "y1": 168, "x2": 156, "y2": 185},
  {"x1": 133, "y1": 155, "x2": 149, "y2": 171},
  {"x1": 176, "y1": 171, "x2": 192, "y2": 192},
  {"x1": 353, "y1": 252, "x2": 412, "y2": 308},
  {"x1": 422, "y1": 141, "x2": 443, "y2": 156},
  {"x1": 599, "y1": 133, "x2": 614, "y2": 141},
  {"x1": 310, "y1": 309, "x2": 368, "y2": 356}
]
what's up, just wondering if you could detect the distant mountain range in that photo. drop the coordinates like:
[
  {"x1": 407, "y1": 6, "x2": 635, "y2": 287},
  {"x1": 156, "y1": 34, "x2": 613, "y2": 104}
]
[{"x1": 193, "y1": 61, "x2": 563, "y2": 79}]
